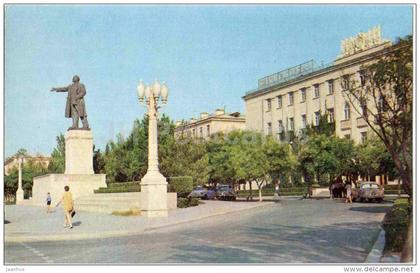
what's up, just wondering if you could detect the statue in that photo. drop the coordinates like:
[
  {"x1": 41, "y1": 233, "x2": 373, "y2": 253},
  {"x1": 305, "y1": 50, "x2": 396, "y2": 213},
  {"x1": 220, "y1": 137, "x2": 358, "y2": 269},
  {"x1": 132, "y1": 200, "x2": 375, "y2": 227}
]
[{"x1": 51, "y1": 75, "x2": 90, "y2": 131}]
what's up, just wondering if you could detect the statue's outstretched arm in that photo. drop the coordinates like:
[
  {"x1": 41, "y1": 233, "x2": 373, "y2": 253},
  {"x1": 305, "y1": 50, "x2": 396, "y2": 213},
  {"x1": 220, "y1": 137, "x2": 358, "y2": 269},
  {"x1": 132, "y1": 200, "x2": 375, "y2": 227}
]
[{"x1": 51, "y1": 86, "x2": 69, "y2": 92}]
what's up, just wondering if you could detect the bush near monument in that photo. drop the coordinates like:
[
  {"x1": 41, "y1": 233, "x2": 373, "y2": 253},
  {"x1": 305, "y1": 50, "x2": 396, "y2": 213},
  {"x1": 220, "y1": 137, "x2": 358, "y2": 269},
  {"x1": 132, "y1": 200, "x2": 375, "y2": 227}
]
[
  {"x1": 168, "y1": 176, "x2": 194, "y2": 198},
  {"x1": 177, "y1": 197, "x2": 200, "y2": 208}
]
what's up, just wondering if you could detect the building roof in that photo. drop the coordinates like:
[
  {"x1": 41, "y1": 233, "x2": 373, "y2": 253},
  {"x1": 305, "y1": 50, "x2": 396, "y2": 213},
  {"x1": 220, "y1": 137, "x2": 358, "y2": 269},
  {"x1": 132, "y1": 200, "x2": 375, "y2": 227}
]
[{"x1": 243, "y1": 41, "x2": 393, "y2": 101}]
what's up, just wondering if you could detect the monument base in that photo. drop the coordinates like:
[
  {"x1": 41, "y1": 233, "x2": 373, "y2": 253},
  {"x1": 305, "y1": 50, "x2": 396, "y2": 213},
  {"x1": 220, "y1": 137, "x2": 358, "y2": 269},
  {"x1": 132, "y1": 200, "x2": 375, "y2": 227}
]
[
  {"x1": 31, "y1": 174, "x2": 106, "y2": 206},
  {"x1": 140, "y1": 170, "x2": 168, "y2": 218}
]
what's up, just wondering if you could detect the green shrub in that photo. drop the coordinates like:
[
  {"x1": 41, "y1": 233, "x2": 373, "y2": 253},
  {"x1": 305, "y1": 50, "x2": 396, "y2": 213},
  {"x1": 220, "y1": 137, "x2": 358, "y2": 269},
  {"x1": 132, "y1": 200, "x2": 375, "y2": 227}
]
[
  {"x1": 107, "y1": 182, "x2": 140, "y2": 188},
  {"x1": 94, "y1": 184, "x2": 141, "y2": 193},
  {"x1": 168, "y1": 176, "x2": 193, "y2": 198},
  {"x1": 177, "y1": 197, "x2": 189, "y2": 208},
  {"x1": 382, "y1": 198, "x2": 411, "y2": 253},
  {"x1": 177, "y1": 197, "x2": 200, "y2": 208}
]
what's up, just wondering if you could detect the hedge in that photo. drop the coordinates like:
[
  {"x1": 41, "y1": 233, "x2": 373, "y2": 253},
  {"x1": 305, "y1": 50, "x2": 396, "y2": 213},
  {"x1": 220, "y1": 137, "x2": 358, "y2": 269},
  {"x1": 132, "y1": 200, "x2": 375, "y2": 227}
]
[
  {"x1": 177, "y1": 197, "x2": 200, "y2": 208},
  {"x1": 94, "y1": 184, "x2": 141, "y2": 193},
  {"x1": 168, "y1": 176, "x2": 193, "y2": 197},
  {"x1": 107, "y1": 182, "x2": 140, "y2": 188},
  {"x1": 382, "y1": 198, "x2": 411, "y2": 253}
]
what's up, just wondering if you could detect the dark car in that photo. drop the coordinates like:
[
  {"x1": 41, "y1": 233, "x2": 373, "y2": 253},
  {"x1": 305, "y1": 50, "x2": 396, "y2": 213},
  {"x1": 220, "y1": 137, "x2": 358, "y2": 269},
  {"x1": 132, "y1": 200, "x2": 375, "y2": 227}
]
[
  {"x1": 352, "y1": 182, "x2": 384, "y2": 202},
  {"x1": 216, "y1": 185, "x2": 237, "y2": 201}
]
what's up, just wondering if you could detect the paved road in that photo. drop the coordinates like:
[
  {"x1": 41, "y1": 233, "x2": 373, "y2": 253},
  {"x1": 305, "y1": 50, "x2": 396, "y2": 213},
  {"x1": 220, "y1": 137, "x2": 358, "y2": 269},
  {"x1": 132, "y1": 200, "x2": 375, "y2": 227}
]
[{"x1": 5, "y1": 199, "x2": 391, "y2": 264}]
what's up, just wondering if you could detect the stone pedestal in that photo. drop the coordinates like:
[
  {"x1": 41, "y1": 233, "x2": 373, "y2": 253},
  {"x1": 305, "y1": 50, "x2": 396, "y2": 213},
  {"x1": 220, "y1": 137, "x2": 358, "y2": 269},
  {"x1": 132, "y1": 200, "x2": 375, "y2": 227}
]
[
  {"x1": 140, "y1": 171, "x2": 168, "y2": 217},
  {"x1": 65, "y1": 130, "x2": 94, "y2": 175},
  {"x1": 30, "y1": 129, "x2": 106, "y2": 206},
  {"x1": 32, "y1": 174, "x2": 106, "y2": 205}
]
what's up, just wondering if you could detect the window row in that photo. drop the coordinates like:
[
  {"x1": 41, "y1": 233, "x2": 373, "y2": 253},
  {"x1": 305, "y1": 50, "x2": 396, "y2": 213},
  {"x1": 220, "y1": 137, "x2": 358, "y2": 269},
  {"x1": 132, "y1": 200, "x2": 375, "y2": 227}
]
[
  {"x1": 266, "y1": 80, "x2": 335, "y2": 111},
  {"x1": 267, "y1": 109, "x2": 335, "y2": 134},
  {"x1": 266, "y1": 70, "x2": 368, "y2": 112}
]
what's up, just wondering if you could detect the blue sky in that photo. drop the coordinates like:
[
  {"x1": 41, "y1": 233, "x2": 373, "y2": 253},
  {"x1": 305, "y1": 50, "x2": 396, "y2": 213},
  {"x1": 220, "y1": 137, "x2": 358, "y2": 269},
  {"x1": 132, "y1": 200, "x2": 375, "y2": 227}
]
[{"x1": 5, "y1": 4, "x2": 413, "y2": 157}]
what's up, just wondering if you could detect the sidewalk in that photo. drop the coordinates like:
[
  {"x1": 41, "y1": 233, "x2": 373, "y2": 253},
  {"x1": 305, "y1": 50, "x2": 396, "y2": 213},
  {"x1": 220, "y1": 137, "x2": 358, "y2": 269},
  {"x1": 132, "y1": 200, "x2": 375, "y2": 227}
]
[{"x1": 5, "y1": 200, "x2": 273, "y2": 243}]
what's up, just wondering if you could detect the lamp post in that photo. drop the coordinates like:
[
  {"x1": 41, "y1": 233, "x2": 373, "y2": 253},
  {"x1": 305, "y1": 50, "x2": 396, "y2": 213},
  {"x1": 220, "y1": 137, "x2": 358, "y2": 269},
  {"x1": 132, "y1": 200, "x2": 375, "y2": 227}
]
[
  {"x1": 136, "y1": 79, "x2": 169, "y2": 217},
  {"x1": 16, "y1": 156, "x2": 24, "y2": 203}
]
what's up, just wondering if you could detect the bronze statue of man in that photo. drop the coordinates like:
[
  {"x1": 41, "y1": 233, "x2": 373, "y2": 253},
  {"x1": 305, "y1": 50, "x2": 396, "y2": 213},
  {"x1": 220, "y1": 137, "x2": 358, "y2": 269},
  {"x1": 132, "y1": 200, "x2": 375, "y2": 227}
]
[{"x1": 51, "y1": 75, "x2": 90, "y2": 131}]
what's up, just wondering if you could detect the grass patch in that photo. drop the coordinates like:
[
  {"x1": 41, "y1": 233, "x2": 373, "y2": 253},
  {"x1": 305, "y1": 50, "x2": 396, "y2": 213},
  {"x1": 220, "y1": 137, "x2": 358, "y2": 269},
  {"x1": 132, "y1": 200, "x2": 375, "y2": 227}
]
[
  {"x1": 382, "y1": 198, "x2": 411, "y2": 253},
  {"x1": 111, "y1": 208, "x2": 141, "y2": 216}
]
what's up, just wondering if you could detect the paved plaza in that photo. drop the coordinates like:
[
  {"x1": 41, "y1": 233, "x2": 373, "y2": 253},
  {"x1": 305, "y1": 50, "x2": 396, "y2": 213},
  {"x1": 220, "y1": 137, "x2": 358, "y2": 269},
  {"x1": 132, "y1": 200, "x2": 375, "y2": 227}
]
[{"x1": 5, "y1": 199, "x2": 391, "y2": 264}]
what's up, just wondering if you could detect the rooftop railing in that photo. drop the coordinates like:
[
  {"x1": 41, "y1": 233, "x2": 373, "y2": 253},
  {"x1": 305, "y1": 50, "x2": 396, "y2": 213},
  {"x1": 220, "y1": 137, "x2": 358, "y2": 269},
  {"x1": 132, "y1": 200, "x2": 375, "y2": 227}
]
[{"x1": 245, "y1": 60, "x2": 334, "y2": 96}]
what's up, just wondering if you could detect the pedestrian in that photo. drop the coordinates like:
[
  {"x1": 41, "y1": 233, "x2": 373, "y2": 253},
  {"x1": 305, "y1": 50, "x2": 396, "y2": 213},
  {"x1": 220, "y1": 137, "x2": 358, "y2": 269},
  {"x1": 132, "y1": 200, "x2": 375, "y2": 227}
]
[
  {"x1": 345, "y1": 182, "x2": 353, "y2": 204},
  {"x1": 46, "y1": 192, "x2": 52, "y2": 213},
  {"x1": 55, "y1": 185, "x2": 74, "y2": 229}
]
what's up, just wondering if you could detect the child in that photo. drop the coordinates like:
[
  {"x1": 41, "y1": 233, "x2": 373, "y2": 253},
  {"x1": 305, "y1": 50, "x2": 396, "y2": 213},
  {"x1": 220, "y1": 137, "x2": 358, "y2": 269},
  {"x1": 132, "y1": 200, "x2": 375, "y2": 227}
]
[{"x1": 46, "y1": 192, "x2": 52, "y2": 213}]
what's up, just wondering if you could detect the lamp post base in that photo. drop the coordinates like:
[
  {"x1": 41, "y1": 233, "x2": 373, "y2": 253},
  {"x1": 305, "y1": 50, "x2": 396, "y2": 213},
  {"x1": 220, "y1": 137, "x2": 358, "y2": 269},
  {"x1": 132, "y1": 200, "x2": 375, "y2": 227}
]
[
  {"x1": 16, "y1": 188, "x2": 24, "y2": 204},
  {"x1": 140, "y1": 170, "x2": 168, "y2": 218}
]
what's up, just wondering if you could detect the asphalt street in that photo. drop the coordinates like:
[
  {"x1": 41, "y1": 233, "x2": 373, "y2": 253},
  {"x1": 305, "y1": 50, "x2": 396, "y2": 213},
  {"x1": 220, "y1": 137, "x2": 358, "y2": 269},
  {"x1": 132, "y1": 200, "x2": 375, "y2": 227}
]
[{"x1": 5, "y1": 199, "x2": 391, "y2": 264}]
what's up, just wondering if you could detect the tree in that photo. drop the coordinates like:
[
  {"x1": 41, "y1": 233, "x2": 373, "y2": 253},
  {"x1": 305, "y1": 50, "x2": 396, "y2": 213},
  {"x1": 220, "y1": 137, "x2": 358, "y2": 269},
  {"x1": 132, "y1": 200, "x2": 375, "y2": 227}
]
[
  {"x1": 5, "y1": 158, "x2": 48, "y2": 199},
  {"x1": 48, "y1": 134, "x2": 65, "y2": 173},
  {"x1": 355, "y1": 135, "x2": 398, "y2": 183},
  {"x1": 263, "y1": 136, "x2": 296, "y2": 187},
  {"x1": 343, "y1": 36, "x2": 413, "y2": 197}
]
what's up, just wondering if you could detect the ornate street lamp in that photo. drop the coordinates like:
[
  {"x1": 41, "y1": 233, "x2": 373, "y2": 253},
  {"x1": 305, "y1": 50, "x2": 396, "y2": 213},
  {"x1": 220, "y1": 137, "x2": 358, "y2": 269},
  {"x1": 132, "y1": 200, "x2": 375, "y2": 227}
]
[
  {"x1": 136, "y1": 79, "x2": 169, "y2": 217},
  {"x1": 16, "y1": 156, "x2": 24, "y2": 203}
]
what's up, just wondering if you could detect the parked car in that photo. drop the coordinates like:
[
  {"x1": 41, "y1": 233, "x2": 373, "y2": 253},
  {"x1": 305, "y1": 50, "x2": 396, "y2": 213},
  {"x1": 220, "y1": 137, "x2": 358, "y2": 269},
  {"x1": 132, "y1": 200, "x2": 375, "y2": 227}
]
[
  {"x1": 188, "y1": 186, "x2": 216, "y2": 200},
  {"x1": 352, "y1": 182, "x2": 384, "y2": 202},
  {"x1": 216, "y1": 185, "x2": 237, "y2": 201}
]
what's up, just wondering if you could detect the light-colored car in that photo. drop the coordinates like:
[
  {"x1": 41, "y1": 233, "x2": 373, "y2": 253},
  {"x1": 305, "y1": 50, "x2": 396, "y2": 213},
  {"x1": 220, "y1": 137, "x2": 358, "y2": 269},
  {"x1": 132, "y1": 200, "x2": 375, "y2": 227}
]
[
  {"x1": 188, "y1": 186, "x2": 216, "y2": 200},
  {"x1": 352, "y1": 182, "x2": 384, "y2": 202}
]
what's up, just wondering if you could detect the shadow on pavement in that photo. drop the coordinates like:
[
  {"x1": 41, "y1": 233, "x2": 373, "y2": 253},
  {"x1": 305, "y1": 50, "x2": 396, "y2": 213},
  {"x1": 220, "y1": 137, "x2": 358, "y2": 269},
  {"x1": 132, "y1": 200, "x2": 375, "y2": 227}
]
[
  {"x1": 169, "y1": 221, "x2": 382, "y2": 263},
  {"x1": 73, "y1": 221, "x2": 82, "y2": 226},
  {"x1": 349, "y1": 206, "x2": 390, "y2": 214}
]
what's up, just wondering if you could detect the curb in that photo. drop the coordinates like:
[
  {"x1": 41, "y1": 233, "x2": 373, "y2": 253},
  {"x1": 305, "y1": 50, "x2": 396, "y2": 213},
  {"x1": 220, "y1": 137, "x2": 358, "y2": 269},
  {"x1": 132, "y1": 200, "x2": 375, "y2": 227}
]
[
  {"x1": 5, "y1": 202, "x2": 273, "y2": 243},
  {"x1": 365, "y1": 229, "x2": 386, "y2": 263}
]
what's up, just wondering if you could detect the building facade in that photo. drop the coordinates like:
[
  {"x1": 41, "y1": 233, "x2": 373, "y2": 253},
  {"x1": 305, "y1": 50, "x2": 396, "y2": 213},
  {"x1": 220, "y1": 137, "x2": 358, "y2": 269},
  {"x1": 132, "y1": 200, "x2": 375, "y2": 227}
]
[
  {"x1": 174, "y1": 109, "x2": 246, "y2": 139},
  {"x1": 243, "y1": 26, "x2": 392, "y2": 144},
  {"x1": 4, "y1": 154, "x2": 51, "y2": 175}
]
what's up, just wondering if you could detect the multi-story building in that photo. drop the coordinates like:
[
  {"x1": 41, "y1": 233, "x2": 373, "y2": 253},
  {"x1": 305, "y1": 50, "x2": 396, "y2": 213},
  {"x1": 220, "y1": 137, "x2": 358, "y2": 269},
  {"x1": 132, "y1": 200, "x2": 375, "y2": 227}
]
[
  {"x1": 174, "y1": 109, "x2": 246, "y2": 139},
  {"x1": 243, "y1": 26, "x2": 392, "y2": 144},
  {"x1": 4, "y1": 154, "x2": 51, "y2": 175}
]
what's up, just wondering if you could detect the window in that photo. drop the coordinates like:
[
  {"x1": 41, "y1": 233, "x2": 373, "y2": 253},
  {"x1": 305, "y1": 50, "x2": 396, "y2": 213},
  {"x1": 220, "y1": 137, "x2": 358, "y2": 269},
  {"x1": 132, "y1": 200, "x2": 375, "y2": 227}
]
[
  {"x1": 314, "y1": 84, "x2": 320, "y2": 98},
  {"x1": 344, "y1": 134, "x2": 351, "y2": 139},
  {"x1": 360, "y1": 101, "x2": 368, "y2": 117},
  {"x1": 266, "y1": 99, "x2": 272, "y2": 111},
  {"x1": 328, "y1": 80, "x2": 334, "y2": 95},
  {"x1": 314, "y1": 111, "x2": 320, "y2": 126},
  {"x1": 301, "y1": 114, "x2": 307, "y2": 128},
  {"x1": 342, "y1": 75, "x2": 350, "y2": 90},
  {"x1": 301, "y1": 88, "x2": 306, "y2": 102},
  {"x1": 277, "y1": 95, "x2": 282, "y2": 108},
  {"x1": 327, "y1": 108, "x2": 334, "y2": 123},
  {"x1": 207, "y1": 125, "x2": 210, "y2": 136},
  {"x1": 289, "y1": 117, "x2": 294, "y2": 131},
  {"x1": 288, "y1": 92, "x2": 294, "y2": 105},
  {"x1": 378, "y1": 96, "x2": 385, "y2": 112},
  {"x1": 359, "y1": 70, "x2": 367, "y2": 86},
  {"x1": 278, "y1": 120, "x2": 285, "y2": 141},
  {"x1": 361, "y1": 132, "x2": 367, "y2": 143},
  {"x1": 192, "y1": 128, "x2": 196, "y2": 136},
  {"x1": 199, "y1": 127, "x2": 203, "y2": 138},
  {"x1": 344, "y1": 102, "x2": 351, "y2": 120},
  {"x1": 267, "y1": 122, "x2": 272, "y2": 135}
]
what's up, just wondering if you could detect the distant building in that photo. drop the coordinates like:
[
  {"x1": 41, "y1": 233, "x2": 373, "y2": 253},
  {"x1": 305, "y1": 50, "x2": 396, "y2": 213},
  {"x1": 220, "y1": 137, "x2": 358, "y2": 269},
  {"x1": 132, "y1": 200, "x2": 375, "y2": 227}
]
[
  {"x1": 174, "y1": 109, "x2": 246, "y2": 139},
  {"x1": 4, "y1": 154, "x2": 51, "y2": 175},
  {"x1": 243, "y1": 26, "x2": 393, "y2": 144}
]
